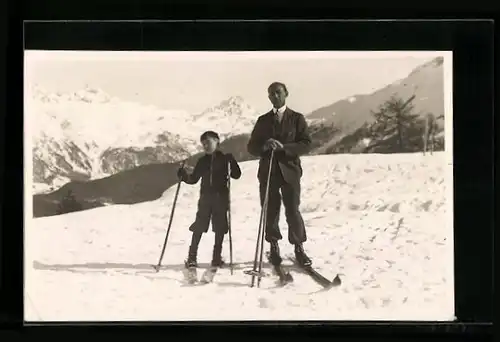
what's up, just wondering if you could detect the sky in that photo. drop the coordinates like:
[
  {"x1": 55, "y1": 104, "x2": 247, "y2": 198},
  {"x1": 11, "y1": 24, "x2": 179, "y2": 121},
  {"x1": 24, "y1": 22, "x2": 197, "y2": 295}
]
[{"x1": 25, "y1": 51, "x2": 445, "y2": 115}]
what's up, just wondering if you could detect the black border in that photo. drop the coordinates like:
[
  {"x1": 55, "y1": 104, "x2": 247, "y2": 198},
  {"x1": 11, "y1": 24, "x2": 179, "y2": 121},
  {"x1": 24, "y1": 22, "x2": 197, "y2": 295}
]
[{"x1": 2, "y1": 18, "x2": 494, "y2": 339}]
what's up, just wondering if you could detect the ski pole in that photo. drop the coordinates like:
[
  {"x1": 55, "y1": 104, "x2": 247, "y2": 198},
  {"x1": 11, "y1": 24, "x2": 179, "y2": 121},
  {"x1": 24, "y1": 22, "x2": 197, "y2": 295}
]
[
  {"x1": 250, "y1": 189, "x2": 266, "y2": 287},
  {"x1": 153, "y1": 160, "x2": 186, "y2": 272},
  {"x1": 251, "y1": 150, "x2": 274, "y2": 287},
  {"x1": 257, "y1": 170, "x2": 271, "y2": 288},
  {"x1": 256, "y1": 150, "x2": 274, "y2": 287},
  {"x1": 257, "y1": 151, "x2": 273, "y2": 287},
  {"x1": 227, "y1": 160, "x2": 234, "y2": 275}
]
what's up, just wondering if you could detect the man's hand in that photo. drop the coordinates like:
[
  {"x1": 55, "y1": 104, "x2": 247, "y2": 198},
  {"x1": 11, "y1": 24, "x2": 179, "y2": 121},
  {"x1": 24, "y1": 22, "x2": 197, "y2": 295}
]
[{"x1": 264, "y1": 138, "x2": 284, "y2": 151}]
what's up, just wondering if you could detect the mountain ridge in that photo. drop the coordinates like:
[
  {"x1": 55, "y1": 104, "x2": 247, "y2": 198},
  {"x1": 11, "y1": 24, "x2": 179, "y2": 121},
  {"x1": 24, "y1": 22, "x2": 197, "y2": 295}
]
[
  {"x1": 31, "y1": 56, "x2": 446, "y2": 216},
  {"x1": 308, "y1": 57, "x2": 444, "y2": 129},
  {"x1": 29, "y1": 87, "x2": 260, "y2": 193}
]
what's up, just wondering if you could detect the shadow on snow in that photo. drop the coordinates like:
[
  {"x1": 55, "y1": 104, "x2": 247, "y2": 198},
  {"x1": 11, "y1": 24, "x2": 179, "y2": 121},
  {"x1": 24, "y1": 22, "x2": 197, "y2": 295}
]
[
  {"x1": 30, "y1": 259, "x2": 336, "y2": 291},
  {"x1": 32, "y1": 260, "x2": 259, "y2": 273},
  {"x1": 31, "y1": 258, "x2": 328, "y2": 278}
]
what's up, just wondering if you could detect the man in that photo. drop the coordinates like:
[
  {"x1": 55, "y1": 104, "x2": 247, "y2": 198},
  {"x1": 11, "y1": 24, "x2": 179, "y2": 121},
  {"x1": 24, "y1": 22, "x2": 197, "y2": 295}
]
[{"x1": 247, "y1": 82, "x2": 312, "y2": 267}]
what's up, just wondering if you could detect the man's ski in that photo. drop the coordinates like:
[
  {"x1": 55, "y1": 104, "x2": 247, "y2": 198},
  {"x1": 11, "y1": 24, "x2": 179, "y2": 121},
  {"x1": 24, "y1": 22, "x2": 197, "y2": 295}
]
[
  {"x1": 289, "y1": 257, "x2": 341, "y2": 289},
  {"x1": 266, "y1": 252, "x2": 293, "y2": 286},
  {"x1": 200, "y1": 267, "x2": 218, "y2": 284},
  {"x1": 272, "y1": 263, "x2": 294, "y2": 286},
  {"x1": 243, "y1": 255, "x2": 292, "y2": 286}
]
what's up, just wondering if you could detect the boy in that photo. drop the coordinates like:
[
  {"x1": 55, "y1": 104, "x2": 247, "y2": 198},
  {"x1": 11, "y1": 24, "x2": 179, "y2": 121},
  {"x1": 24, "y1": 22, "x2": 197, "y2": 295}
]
[{"x1": 177, "y1": 130, "x2": 242, "y2": 268}]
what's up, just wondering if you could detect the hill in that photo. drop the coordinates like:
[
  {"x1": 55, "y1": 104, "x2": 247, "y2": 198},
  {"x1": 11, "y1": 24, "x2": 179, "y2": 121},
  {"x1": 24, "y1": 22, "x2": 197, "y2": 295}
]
[
  {"x1": 32, "y1": 134, "x2": 257, "y2": 217},
  {"x1": 308, "y1": 57, "x2": 444, "y2": 152},
  {"x1": 26, "y1": 153, "x2": 453, "y2": 321}
]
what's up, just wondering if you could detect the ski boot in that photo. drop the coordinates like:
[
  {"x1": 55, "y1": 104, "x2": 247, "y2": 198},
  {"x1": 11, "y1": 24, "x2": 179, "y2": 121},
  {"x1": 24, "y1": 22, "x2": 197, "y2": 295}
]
[
  {"x1": 211, "y1": 258, "x2": 225, "y2": 267},
  {"x1": 268, "y1": 241, "x2": 293, "y2": 285},
  {"x1": 294, "y1": 243, "x2": 312, "y2": 267},
  {"x1": 183, "y1": 250, "x2": 198, "y2": 284},
  {"x1": 185, "y1": 252, "x2": 198, "y2": 268},
  {"x1": 211, "y1": 245, "x2": 225, "y2": 267}
]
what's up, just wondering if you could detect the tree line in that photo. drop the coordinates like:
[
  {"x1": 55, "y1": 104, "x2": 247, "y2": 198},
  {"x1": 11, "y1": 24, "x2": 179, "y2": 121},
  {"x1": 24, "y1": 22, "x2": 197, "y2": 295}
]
[{"x1": 325, "y1": 94, "x2": 445, "y2": 154}]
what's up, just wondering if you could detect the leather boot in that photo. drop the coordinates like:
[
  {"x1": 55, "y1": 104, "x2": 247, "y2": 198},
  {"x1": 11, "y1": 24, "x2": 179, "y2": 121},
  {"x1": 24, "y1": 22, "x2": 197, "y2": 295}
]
[
  {"x1": 185, "y1": 248, "x2": 198, "y2": 268},
  {"x1": 294, "y1": 243, "x2": 312, "y2": 266}
]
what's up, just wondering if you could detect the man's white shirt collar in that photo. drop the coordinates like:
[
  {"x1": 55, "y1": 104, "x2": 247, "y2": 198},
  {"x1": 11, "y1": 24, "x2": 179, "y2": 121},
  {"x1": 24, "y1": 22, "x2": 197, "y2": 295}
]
[{"x1": 273, "y1": 105, "x2": 287, "y2": 115}]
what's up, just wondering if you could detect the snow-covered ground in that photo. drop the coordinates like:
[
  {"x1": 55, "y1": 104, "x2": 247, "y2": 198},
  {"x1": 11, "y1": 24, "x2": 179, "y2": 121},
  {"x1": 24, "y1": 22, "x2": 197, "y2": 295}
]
[{"x1": 24, "y1": 152, "x2": 454, "y2": 321}]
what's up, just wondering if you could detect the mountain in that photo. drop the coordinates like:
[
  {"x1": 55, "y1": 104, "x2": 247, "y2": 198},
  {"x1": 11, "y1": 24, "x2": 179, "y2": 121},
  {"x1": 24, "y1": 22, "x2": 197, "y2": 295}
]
[
  {"x1": 191, "y1": 96, "x2": 259, "y2": 139},
  {"x1": 30, "y1": 57, "x2": 446, "y2": 216},
  {"x1": 26, "y1": 153, "x2": 453, "y2": 321},
  {"x1": 28, "y1": 86, "x2": 260, "y2": 194},
  {"x1": 307, "y1": 57, "x2": 445, "y2": 152}
]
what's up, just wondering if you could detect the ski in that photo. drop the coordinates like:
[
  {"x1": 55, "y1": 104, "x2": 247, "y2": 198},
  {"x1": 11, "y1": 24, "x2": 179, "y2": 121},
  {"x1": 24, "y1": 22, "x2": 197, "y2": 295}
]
[
  {"x1": 289, "y1": 257, "x2": 341, "y2": 289},
  {"x1": 243, "y1": 255, "x2": 292, "y2": 286},
  {"x1": 200, "y1": 267, "x2": 218, "y2": 284},
  {"x1": 272, "y1": 263, "x2": 294, "y2": 286},
  {"x1": 267, "y1": 252, "x2": 293, "y2": 286},
  {"x1": 183, "y1": 263, "x2": 198, "y2": 285}
]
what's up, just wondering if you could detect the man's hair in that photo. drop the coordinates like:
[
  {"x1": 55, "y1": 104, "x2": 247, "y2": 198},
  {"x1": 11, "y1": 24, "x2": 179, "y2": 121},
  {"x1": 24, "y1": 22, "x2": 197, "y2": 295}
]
[
  {"x1": 268, "y1": 82, "x2": 288, "y2": 95},
  {"x1": 200, "y1": 130, "x2": 220, "y2": 142}
]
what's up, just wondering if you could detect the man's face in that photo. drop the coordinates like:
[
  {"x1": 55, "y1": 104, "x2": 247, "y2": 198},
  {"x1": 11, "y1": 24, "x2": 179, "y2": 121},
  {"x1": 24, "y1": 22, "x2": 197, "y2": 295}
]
[
  {"x1": 268, "y1": 84, "x2": 288, "y2": 109},
  {"x1": 202, "y1": 137, "x2": 218, "y2": 154}
]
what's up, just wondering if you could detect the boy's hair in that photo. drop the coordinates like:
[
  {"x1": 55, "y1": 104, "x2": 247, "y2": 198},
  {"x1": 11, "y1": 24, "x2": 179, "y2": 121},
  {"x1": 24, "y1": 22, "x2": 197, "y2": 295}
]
[{"x1": 200, "y1": 130, "x2": 220, "y2": 142}]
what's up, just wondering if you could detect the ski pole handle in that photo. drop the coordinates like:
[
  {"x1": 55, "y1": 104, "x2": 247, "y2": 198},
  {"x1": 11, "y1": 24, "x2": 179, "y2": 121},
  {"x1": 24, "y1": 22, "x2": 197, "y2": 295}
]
[{"x1": 176, "y1": 160, "x2": 187, "y2": 181}]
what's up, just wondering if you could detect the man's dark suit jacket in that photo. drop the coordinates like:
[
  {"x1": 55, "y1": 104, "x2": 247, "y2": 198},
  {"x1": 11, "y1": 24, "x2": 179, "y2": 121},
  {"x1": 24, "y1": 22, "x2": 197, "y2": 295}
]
[{"x1": 247, "y1": 107, "x2": 312, "y2": 185}]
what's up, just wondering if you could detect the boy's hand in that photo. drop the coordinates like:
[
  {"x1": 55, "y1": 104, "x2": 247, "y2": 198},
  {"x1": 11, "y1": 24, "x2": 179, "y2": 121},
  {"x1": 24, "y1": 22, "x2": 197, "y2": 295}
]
[{"x1": 177, "y1": 167, "x2": 187, "y2": 180}]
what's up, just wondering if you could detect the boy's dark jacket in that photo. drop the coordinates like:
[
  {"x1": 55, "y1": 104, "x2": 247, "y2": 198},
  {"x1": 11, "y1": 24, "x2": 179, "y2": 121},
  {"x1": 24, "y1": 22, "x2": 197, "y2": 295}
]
[
  {"x1": 179, "y1": 151, "x2": 242, "y2": 194},
  {"x1": 247, "y1": 108, "x2": 312, "y2": 184}
]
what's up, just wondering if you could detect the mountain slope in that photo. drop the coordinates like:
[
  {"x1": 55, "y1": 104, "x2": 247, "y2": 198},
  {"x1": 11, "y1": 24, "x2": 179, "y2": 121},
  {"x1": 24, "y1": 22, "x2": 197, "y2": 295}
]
[
  {"x1": 32, "y1": 134, "x2": 257, "y2": 217},
  {"x1": 308, "y1": 57, "x2": 444, "y2": 151},
  {"x1": 30, "y1": 57, "x2": 446, "y2": 212},
  {"x1": 26, "y1": 153, "x2": 453, "y2": 321}
]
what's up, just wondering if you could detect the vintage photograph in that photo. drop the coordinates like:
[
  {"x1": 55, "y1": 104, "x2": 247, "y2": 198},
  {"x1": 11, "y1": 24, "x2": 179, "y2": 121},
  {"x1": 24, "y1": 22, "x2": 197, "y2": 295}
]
[{"x1": 24, "y1": 50, "x2": 454, "y2": 321}]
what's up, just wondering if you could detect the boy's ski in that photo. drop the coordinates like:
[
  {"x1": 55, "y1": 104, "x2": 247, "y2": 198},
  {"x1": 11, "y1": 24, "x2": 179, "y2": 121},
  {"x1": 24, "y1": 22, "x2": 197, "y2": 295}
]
[
  {"x1": 200, "y1": 267, "x2": 218, "y2": 284},
  {"x1": 183, "y1": 264, "x2": 198, "y2": 285},
  {"x1": 289, "y1": 257, "x2": 341, "y2": 289}
]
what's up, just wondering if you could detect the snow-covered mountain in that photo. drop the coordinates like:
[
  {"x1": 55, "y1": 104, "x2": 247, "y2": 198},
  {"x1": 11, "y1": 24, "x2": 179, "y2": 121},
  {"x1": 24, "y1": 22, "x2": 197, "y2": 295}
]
[
  {"x1": 191, "y1": 95, "x2": 259, "y2": 139},
  {"x1": 30, "y1": 56, "x2": 447, "y2": 213},
  {"x1": 28, "y1": 85, "x2": 260, "y2": 194}
]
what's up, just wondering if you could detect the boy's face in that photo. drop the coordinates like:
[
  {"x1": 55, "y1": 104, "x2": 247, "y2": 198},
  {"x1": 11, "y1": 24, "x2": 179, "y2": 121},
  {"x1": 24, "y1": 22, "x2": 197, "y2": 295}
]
[{"x1": 202, "y1": 137, "x2": 218, "y2": 154}]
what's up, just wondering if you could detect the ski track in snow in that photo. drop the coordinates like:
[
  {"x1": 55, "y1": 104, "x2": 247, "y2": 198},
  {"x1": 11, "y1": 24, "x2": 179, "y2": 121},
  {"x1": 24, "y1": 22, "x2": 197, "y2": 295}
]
[{"x1": 25, "y1": 153, "x2": 454, "y2": 321}]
